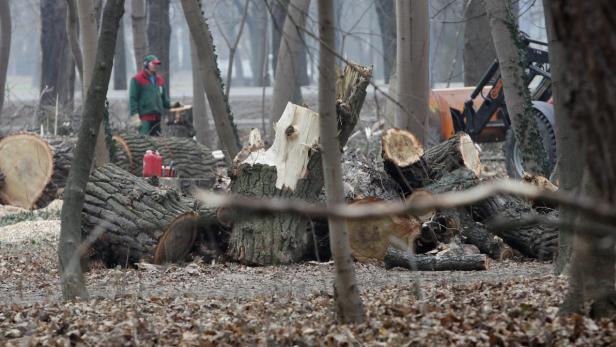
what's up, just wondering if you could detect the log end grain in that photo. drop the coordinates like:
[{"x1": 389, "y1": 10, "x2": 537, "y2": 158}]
[
  {"x1": 457, "y1": 132, "x2": 481, "y2": 177},
  {"x1": 153, "y1": 212, "x2": 199, "y2": 264},
  {"x1": 381, "y1": 128, "x2": 424, "y2": 167}
]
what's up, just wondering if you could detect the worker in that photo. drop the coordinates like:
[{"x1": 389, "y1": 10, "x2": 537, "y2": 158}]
[{"x1": 129, "y1": 54, "x2": 170, "y2": 136}]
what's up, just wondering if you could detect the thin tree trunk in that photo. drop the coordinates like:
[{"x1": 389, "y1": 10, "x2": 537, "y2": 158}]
[
  {"x1": 394, "y1": 0, "x2": 429, "y2": 146},
  {"x1": 113, "y1": 17, "x2": 128, "y2": 90},
  {"x1": 269, "y1": 0, "x2": 290, "y2": 76},
  {"x1": 191, "y1": 38, "x2": 214, "y2": 148},
  {"x1": 65, "y1": 0, "x2": 84, "y2": 87},
  {"x1": 224, "y1": 0, "x2": 249, "y2": 98},
  {"x1": 463, "y1": 0, "x2": 496, "y2": 86},
  {"x1": 552, "y1": 0, "x2": 616, "y2": 319},
  {"x1": 318, "y1": 0, "x2": 364, "y2": 324},
  {"x1": 247, "y1": 0, "x2": 269, "y2": 86},
  {"x1": 131, "y1": 0, "x2": 147, "y2": 70},
  {"x1": 542, "y1": 0, "x2": 581, "y2": 275},
  {"x1": 147, "y1": 0, "x2": 171, "y2": 92},
  {"x1": 484, "y1": 0, "x2": 549, "y2": 176},
  {"x1": 181, "y1": 0, "x2": 241, "y2": 160},
  {"x1": 0, "y1": 0, "x2": 11, "y2": 118},
  {"x1": 271, "y1": 0, "x2": 310, "y2": 124},
  {"x1": 375, "y1": 0, "x2": 395, "y2": 83},
  {"x1": 59, "y1": 0, "x2": 125, "y2": 301}
]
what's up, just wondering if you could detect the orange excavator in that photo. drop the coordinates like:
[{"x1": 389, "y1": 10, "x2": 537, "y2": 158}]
[{"x1": 428, "y1": 35, "x2": 555, "y2": 179}]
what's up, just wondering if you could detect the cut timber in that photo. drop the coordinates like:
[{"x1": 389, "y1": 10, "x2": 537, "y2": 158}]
[
  {"x1": 345, "y1": 197, "x2": 421, "y2": 262},
  {"x1": 383, "y1": 131, "x2": 480, "y2": 193},
  {"x1": 111, "y1": 133, "x2": 224, "y2": 186},
  {"x1": 0, "y1": 133, "x2": 74, "y2": 209},
  {"x1": 226, "y1": 63, "x2": 372, "y2": 265},
  {"x1": 384, "y1": 246, "x2": 488, "y2": 271},
  {"x1": 82, "y1": 163, "x2": 224, "y2": 267},
  {"x1": 458, "y1": 212, "x2": 513, "y2": 260},
  {"x1": 341, "y1": 159, "x2": 403, "y2": 201}
]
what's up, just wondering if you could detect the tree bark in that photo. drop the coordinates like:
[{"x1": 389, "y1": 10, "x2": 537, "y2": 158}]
[
  {"x1": 190, "y1": 38, "x2": 214, "y2": 148},
  {"x1": 375, "y1": 0, "x2": 395, "y2": 83},
  {"x1": 463, "y1": 0, "x2": 496, "y2": 86},
  {"x1": 484, "y1": 0, "x2": 550, "y2": 176},
  {"x1": 270, "y1": 0, "x2": 310, "y2": 124},
  {"x1": 181, "y1": 0, "x2": 241, "y2": 161},
  {"x1": 131, "y1": 0, "x2": 147, "y2": 70},
  {"x1": 0, "y1": 0, "x2": 12, "y2": 118},
  {"x1": 319, "y1": 0, "x2": 365, "y2": 323},
  {"x1": 246, "y1": 0, "x2": 269, "y2": 86},
  {"x1": 552, "y1": 0, "x2": 616, "y2": 318},
  {"x1": 113, "y1": 17, "x2": 128, "y2": 90},
  {"x1": 0, "y1": 134, "x2": 74, "y2": 209},
  {"x1": 269, "y1": 0, "x2": 290, "y2": 76},
  {"x1": 542, "y1": 0, "x2": 581, "y2": 275},
  {"x1": 147, "y1": 0, "x2": 171, "y2": 93},
  {"x1": 384, "y1": 247, "x2": 489, "y2": 271},
  {"x1": 394, "y1": 0, "x2": 429, "y2": 146},
  {"x1": 59, "y1": 0, "x2": 125, "y2": 301},
  {"x1": 65, "y1": 0, "x2": 84, "y2": 86}
]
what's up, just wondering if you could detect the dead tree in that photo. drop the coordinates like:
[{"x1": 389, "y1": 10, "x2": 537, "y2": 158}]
[
  {"x1": 59, "y1": 0, "x2": 125, "y2": 301},
  {"x1": 0, "y1": 0, "x2": 12, "y2": 118},
  {"x1": 181, "y1": 0, "x2": 241, "y2": 160}
]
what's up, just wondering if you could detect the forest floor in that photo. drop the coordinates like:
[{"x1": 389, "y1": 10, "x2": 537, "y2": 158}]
[{"x1": 2, "y1": 142, "x2": 615, "y2": 345}]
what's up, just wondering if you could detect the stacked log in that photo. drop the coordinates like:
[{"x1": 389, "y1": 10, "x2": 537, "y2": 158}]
[{"x1": 0, "y1": 133, "x2": 74, "y2": 209}]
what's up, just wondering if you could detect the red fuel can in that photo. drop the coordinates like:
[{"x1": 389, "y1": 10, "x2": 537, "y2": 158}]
[{"x1": 143, "y1": 150, "x2": 163, "y2": 177}]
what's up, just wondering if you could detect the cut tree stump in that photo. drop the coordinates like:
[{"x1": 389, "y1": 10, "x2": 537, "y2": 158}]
[
  {"x1": 111, "y1": 133, "x2": 224, "y2": 186},
  {"x1": 345, "y1": 197, "x2": 421, "y2": 262},
  {"x1": 82, "y1": 163, "x2": 225, "y2": 267},
  {"x1": 226, "y1": 63, "x2": 372, "y2": 265},
  {"x1": 0, "y1": 133, "x2": 74, "y2": 209},
  {"x1": 383, "y1": 131, "x2": 480, "y2": 194},
  {"x1": 384, "y1": 246, "x2": 489, "y2": 271}
]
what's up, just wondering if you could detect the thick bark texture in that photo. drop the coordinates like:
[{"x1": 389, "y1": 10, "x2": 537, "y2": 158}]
[
  {"x1": 111, "y1": 133, "x2": 224, "y2": 184},
  {"x1": 0, "y1": 0, "x2": 12, "y2": 118},
  {"x1": 463, "y1": 0, "x2": 496, "y2": 86},
  {"x1": 394, "y1": 0, "x2": 429, "y2": 145},
  {"x1": 82, "y1": 164, "x2": 223, "y2": 267},
  {"x1": 0, "y1": 134, "x2": 74, "y2": 209},
  {"x1": 59, "y1": 0, "x2": 125, "y2": 301},
  {"x1": 226, "y1": 63, "x2": 371, "y2": 267},
  {"x1": 552, "y1": 0, "x2": 616, "y2": 318},
  {"x1": 113, "y1": 17, "x2": 128, "y2": 90},
  {"x1": 190, "y1": 38, "x2": 214, "y2": 148},
  {"x1": 484, "y1": 0, "x2": 550, "y2": 176},
  {"x1": 384, "y1": 247, "x2": 489, "y2": 271},
  {"x1": 147, "y1": 0, "x2": 171, "y2": 92},
  {"x1": 181, "y1": 0, "x2": 241, "y2": 160},
  {"x1": 383, "y1": 131, "x2": 480, "y2": 194},
  {"x1": 270, "y1": 0, "x2": 310, "y2": 124},
  {"x1": 131, "y1": 0, "x2": 147, "y2": 70},
  {"x1": 375, "y1": 0, "x2": 395, "y2": 82}
]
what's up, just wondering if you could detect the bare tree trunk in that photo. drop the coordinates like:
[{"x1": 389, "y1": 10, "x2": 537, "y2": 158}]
[
  {"x1": 375, "y1": 0, "x2": 395, "y2": 83},
  {"x1": 269, "y1": 0, "x2": 290, "y2": 76},
  {"x1": 131, "y1": 0, "x2": 147, "y2": 70},
  {"x1": 271, "y1": 0, "x2": 310, "y2": 124},
  {"x1": 484, "y1": 0, "x2": 549, "y2": 176},
  {"x1": 247, "y1": 0, "x2": 269, "y2": 86},
  {"x1": 394, "y1": 0, "x2": 429, "y2": 146},
  {"x1": 0, "y1": 0, "x2": 11, "y2": 118},
  {"x1": 542, "y1": 0, "x2": 581, "y2": 275},
  {"x1": 463, "y1": 0, "x2": 496, "y2": 86},
  {"x1": 191, "y1": 37, "x2": 214, "y2": 148},
  {"x1": 552, "y1": 0, "x2": 616, "y2": 319},
  {"x1": 59, "y1": 0, "x2": 125, "y2": 300},
  {"x1": 147, "y1": 0, "x2": 171, "y2": 92},
  {"x1": 318, "y1": 0, "x2": 364, "y2": 324},
  {"x1": 181, "y1": 0, "x2": 241, "y2": 160},
  {"x1": 65, "y1": 0, "x2": 84, "y2": 86},
  {"x1": 223, "y1": 0, "x2": 249, "y2": 98},
  {"x1": 113, "y1": 17, "x2": 128, "y2": 90}
]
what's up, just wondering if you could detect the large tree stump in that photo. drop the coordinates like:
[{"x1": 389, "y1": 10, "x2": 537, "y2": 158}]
[
  {"x1": 82, "y1": 163, "x2": 224, "y2": 267},
  {"x1": 383, "y1": 131, "x2": 480, "y2": 194},
  {"x1": 384, "y1": 246, "x2": 489, "y2": 271},
  {"x1": 0, "y1": 133, "x2": 74, "y2": 209},
  {"x1": 226, "y1": 63, "x2": 372, "y2": 265},
  {"x1": 111, "y1": 133, "x2": 224, "y2": 186}
]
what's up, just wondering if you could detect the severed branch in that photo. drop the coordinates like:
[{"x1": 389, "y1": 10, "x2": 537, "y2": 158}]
[{"x1": 198, "y1": 178, "x2": 616, "y2": 226}]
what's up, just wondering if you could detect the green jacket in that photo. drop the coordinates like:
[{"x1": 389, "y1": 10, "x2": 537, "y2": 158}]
[{"x1": 129, "y1": 70, "x2": 170, "y2": 119}]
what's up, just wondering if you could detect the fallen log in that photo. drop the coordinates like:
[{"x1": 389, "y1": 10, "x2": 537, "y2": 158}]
[
  {"x1": 458, "y1": 212, "x2": 513, "y2": 260},
  {"x1": 226, "y1": 63, "x2": 372, "y2": 265},
  {"x1": 384, "y1": 246, "x2": 488, "y2": 271},
  {"x1": 111, "y1": 133, "x2": 224, "y2": 186},
  {"x1": 82, "y1": 163, "x2": 225, "y2": 267},
  {"x1": 0, "y1": 133, "x2": 74, "y2": 209},
  {"x1": 383, "y1": 130, "x2": 480, "y2": 194}
]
